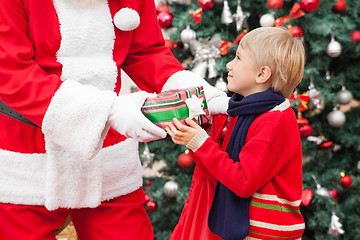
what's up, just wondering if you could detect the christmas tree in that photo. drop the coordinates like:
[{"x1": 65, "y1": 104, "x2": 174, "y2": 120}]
[{"x1": 141, "y1": 0, "x2": 360, "y2": 239}]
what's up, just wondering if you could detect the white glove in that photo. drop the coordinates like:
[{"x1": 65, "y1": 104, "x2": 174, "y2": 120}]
[
  {"x1": 108, "y1": 91, "x2": 167, "y2": 142},
  {"x1": 207, "y1": 95, "x2": 230, "y2": 115}
]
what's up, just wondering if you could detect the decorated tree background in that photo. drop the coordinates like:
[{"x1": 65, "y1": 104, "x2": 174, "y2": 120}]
[{"x1": 140, "y1": 0, "x2": 360, "y2": 239}]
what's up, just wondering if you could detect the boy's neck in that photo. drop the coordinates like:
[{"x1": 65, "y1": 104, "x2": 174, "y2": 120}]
[{"x1": 241, "y1": 86, "x2": 271, "y2": 97}]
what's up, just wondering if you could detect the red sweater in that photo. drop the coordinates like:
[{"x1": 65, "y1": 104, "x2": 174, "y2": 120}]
[{"x1": 171, "y1": 105, "x2": 305, "y2": 239}]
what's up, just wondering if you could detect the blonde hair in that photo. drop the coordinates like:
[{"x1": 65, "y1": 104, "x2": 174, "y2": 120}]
[{"x1": 240, "y1": 27, "x2": 305, "y2": 98}]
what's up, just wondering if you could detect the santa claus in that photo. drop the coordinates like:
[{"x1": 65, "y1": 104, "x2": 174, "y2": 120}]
[{"x1": 0, "y1": 0, "x2": 228, "y2": 239}]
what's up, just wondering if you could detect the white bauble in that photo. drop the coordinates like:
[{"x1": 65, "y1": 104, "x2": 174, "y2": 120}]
[
  {"x1": 327, "y1": 37, "x2": 342, "y2": 58},
  {"x1": 260, "y1": 14, "x2": 275, "y2": 27}
]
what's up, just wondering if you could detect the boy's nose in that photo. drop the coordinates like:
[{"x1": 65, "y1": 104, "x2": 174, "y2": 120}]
[{"x1": 226, "y1": 61, "x2": 232, "y2": 71}]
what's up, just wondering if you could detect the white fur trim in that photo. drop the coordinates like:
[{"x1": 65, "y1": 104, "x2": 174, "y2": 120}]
[
  {"x1": 162, "y1": 70, "x2": 227, "y2": 102},
  {"x1": 114, "y1": 8, "x2": 140, "y2": 31},
  {"x1": 42, "y1": 80, "x2": 116, "y2": 210},
  {"x1": 53, "y1": 0, "x2": 118, "y2": 91},
  {"x1": 270, "y1": 99, "x2": 291, "y2": 112},
  {"x1": 0, "y1": 139, "x2": 143, "y2": 209},
  {"x1": 42, "y1": 80, "x2": 116, "y2": 160}
]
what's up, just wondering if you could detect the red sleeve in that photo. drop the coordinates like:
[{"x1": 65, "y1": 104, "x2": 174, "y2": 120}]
[
  {"x1": 121, "y1": 0, "x2": 184, "y2": 93},
  {"x1": 189, "y1": 114, "x2": 230, "y2": 184},
  {"x1": 0, "y1": 0, "x2": 61, "y2": 126}
]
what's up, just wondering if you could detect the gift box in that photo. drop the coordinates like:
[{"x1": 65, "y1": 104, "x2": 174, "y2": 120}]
[{"x1": 141, "y1": 86, "x2": 210, "y2": 129}]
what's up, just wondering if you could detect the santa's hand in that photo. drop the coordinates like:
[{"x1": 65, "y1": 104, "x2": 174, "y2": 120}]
[
  {"x1": 207, "y1": 95, "x2": 230, "y2": 115},
  {"x1": 108, "y1": 91, "x2": 166, "y2": 142}
]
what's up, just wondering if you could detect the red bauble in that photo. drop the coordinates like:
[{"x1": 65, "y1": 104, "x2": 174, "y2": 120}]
[
  {"x1": 164, "y1": 39, "x2": 175, "y2": 51},
  {"x1": 146, "y1": 201, "x2": 157, "y2": 212},
  {"x1": 297, "y1": 115, "x2": 309, "y2": 127},
  {"x1": 301, "y1": 189, "x2": 313, "y2": 207},
  {"x1": 156, "y1": 3, "x2": 169, "y2": 14},
  {"x1": 332, "y1": 0, "x2": 347, "y2": 14},
  {"x1": 300, "y1": 0, "x2": 319, "y2": 13},
  {"x1": 328, "y1": 189, "x2": 339, "y2": 201},
  {"x1": 144, "y1": 194, "x2": 151, "y2": 203},
  {"x1": 178, "y1": 153, "x2": 194, "y2": 169},
  {"x1": 199, "y1": 0, "x2": 214, "y2": 10},
  {"x1": 350, "y1": 30, "x2": 360, "y2": 44},
  {"x1": 158, "y1": 12, "x2": 173, "y2": 29},
  {"x1": 340, "y1": 175, "x2": 352, "y2": 188},
  {"x1": 266, "y1": 0, "x2": 284, "y2": 9},
  {"x1": 299, "y1": 124, "x2": 313, "y2": 137},
  {"x1": 289, "y1": 26, "x2": 304, "y2": 38},
  {"x1": 146, "y1": 180, "x2": 152, "y2": 187}
]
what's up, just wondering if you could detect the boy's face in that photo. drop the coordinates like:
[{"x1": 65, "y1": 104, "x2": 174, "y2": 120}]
[{"x1": 226, "y1": 44, "x2": 260, "y2": 97}]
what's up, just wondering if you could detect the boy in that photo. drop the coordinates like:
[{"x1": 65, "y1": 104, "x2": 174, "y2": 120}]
[{"x1": 167, "y1": 27, "x2": 306, "y2": 240}]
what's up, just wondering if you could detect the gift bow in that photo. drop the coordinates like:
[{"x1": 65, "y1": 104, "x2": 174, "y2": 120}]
[
  {"x1": 274, "y1": 3, "x2": 305, "y2": 27},
  {"x1": 186, "y1": 94, "x2": 206, "y2": 120},
  {"x1": 290, "y1": 93, "x2": 309, "y2": 112},
  {"x1": 190, "y1": 8, "x2": 203, "y2": 24}
]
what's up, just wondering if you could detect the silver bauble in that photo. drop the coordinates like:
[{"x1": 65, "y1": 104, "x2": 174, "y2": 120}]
[
  {"x1": 337, "y1": 87, "x2": 353, "y2": 105},
  {"x1": 327, "y1": 109, "x2": 346, "y2": 127},
  {"x1": 164, "y1": 180, "x2": 179, "y2": 198},
  {"x1": 260, "y1": 14, "x2": 275, "y2": 27},
  {"x1": 327, "y1": 36, "x2": 342, "y2": 58},
  {"x1": 357, "y1": 160, "x2": 360, "y2": 173},
  {"x1": 180, "y1": 26, "x2": 196, "y2": 45}
]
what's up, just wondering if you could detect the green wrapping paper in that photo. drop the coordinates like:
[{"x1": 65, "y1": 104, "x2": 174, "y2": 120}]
[{"x1": 141, "y1": 86, "x2": 210, "y2": 129}]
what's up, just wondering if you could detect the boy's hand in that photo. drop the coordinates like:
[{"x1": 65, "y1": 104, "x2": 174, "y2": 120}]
[{"x1": 166, "y1": 118, "x2": 203, "y2": 146}]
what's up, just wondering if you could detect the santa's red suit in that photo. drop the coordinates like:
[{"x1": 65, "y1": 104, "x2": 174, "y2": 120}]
[{"x1": 0, "y1": 0, "x2": 227, "y2": 239}]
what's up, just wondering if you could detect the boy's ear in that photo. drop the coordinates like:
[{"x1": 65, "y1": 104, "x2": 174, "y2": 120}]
[{"x1": 256, "y1": 66, "x2": 272, "y2": 84}]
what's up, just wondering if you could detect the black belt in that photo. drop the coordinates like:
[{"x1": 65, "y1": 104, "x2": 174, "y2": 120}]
[{"x1": 0, "y1": 99, "x2": 40, "y2": 128}]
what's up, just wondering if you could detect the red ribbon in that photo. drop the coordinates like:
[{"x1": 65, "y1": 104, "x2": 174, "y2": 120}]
[
  {"x1": 289, "y1": 93, "x2": 309, "y2": 112},
  {"x1": 274, "y1": 3, "x2": 305, "y2": 26},
  {"x1": 220, "y1": 32, "x2": 247, "y2": 55},
  {"x1": 190, "y1": 8, "x2": 203, "y2": 24}
]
